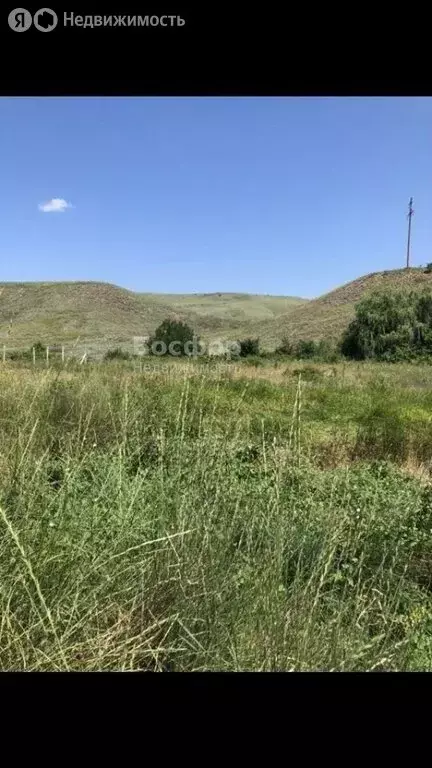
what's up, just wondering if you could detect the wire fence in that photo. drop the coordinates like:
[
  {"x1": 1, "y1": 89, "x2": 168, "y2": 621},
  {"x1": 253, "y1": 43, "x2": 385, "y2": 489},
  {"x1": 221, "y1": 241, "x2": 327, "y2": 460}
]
[{"x1": 0, "y1": 338, "x2": 139, "y2": 365}]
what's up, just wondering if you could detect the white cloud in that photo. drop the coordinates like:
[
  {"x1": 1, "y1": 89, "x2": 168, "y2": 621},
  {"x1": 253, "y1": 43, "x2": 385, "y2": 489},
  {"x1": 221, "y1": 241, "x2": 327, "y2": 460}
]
[{"x1": 38, "y1": 198, "x2": 73, "y2": 213}]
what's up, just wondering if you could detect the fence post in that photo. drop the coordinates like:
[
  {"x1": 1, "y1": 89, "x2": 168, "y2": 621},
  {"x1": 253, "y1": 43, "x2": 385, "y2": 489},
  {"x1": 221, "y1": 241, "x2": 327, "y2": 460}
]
[
  {"x1": 62, "y1": 345, "x2": 65, "y2": 364},
  {"x1": 32, "y1": 347, "x2": 36, "y2": 366},
  {"x1": 46, "y1": 346, "x2": 49, "y2": 368}
]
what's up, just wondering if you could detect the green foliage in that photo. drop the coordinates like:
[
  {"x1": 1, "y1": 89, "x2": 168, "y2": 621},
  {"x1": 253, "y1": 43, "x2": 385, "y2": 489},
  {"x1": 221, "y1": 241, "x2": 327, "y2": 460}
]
[
  {"x1": 424, "y1": 263, "x2": 432, "y2": 274},
  {"x1": 313, "y1": 340, "x2": 341, "y2": 363},
  {"x1": 341, "y1": 289, "x2": 432, "y2": 361},
  {"x1": 237, "y1": 337, "x2": 260, "y2": 357},
  {"x1": 33, "y1": 341, "x2": 46, "y2": 356},
  {"x1": 148, "y1": 318, "x2": 196, "y2": 356},
  {"x1": 275, "y1": 338, "x2": 340, "y2": 362},
  {"x1": 295, "y1": 340, "x2": 317, "y2": 359}
]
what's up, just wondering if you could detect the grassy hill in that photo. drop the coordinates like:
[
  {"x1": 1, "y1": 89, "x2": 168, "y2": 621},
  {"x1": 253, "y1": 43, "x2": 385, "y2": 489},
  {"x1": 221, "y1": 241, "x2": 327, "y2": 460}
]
[
  {"x1": 0, "y1": 282, "x2": 306, "y2": 353},
  {"x1": 5, "y1": 269, "x2": 432, "y2": 355},
  {"x1": 138, "y1": 292, "x2": 305, "y2": 322},
  {"x1": 255, "y1": 268, "x2": 432, "y2": 348}
]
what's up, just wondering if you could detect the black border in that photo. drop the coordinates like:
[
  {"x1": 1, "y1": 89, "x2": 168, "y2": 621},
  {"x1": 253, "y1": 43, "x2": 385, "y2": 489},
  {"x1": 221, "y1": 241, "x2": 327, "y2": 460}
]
[
  {"x1": 1, "y1": 7, "x2": 430, "y2": 750},
  {"x1": 1, "y1": 670, "x2": 430, "y2": 703},
  {"x1": 3, "y1": 5, "x2": 431, "y2": 95},
  {"x1": 0, "y1": 670, "x2": 428, "y2": 754}
]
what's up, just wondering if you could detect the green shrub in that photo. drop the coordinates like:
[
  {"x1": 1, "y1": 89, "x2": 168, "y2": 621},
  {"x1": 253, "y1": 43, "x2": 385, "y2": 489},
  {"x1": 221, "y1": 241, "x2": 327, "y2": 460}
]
[
  {"x1": 295, "y1": 340, "x2": 317, "y2": 359},
  {"x1": 237, "y1": 338, "x2": 260, "y2": 357},
  {"x1": 32, "y1": 341, "x2": 46, "y2": 356},
  {"x1": 148, "y1": 318, "x2": 197, "y2": 357}
]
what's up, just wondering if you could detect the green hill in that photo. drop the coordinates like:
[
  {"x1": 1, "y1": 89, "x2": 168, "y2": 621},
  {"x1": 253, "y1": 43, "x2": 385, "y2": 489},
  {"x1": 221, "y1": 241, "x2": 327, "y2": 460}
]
[
  {"x1": 0, "y1": 282, "x2": 306, "y2": 354},
  {"x1": 6, "y1": 270, "x2": 431, "y2": 356},
  {"x1": 255, "y1": 268, "x2": 432, "y2": 348}
]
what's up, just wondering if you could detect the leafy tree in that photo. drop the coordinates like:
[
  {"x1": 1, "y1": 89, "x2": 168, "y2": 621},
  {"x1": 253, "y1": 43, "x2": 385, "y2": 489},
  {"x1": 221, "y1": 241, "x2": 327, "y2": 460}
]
[
  {"x1": 149, "y1": 318, "x2": 196, "y2": 357},
  {"x1": 341, "y1": 289, "x2": 432, "y2": 361}
]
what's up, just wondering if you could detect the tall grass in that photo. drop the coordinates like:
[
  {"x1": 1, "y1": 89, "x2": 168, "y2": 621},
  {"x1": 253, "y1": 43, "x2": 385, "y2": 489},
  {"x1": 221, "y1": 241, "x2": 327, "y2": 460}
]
[{"x1": 0, "y1": 361, "x2": 432, "y2": 670}]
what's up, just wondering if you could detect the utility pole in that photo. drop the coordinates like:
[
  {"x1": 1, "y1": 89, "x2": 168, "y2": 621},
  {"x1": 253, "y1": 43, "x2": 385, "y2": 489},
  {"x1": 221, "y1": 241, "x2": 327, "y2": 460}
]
[{"x1": 406, "y1": 196, "x2": 414, "y2": 268}]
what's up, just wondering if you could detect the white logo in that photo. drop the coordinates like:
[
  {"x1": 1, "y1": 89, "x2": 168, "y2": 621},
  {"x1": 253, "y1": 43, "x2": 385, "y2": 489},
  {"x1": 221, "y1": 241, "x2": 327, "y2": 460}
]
[{"x1": 8, "y1": 8, "x2": 58, "y2": 32}]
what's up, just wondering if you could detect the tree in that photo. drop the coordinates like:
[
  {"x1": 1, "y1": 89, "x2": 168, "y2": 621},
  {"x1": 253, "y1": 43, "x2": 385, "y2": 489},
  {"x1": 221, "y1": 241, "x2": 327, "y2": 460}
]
[
  {"x1": 148, "y1": 318, "x2": 197, "y2": 357},
  {"x1": 340, "y1": 289, "x2": 432, "y2": 361}
]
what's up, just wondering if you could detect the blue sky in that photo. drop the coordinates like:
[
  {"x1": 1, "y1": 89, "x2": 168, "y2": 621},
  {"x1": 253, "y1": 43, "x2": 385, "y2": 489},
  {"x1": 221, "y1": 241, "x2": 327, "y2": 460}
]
[{"x1": 1, "y1": 97, "x2": 431, "y2": 298}]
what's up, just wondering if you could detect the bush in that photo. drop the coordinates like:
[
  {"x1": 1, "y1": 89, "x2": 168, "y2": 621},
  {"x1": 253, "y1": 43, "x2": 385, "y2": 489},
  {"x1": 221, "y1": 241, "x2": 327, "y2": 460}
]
[
  {"x1": 148, "y1": 318, "x2": 197, "y2": 357},
  {"x1": 275, "y1": 338, "x2": 339, "y2": 362},
  {"x1": 425, "y1": 263, "x2": 432, "y2": 274},
  {"x1": 314, "y1": 340, "x2": 341, "y2": 363},
  {"x1": 237, "y1": 338, "x2": 260, "y2": 357},
  {"x1": 295, "y1": 340, "x2": 317, "y2": 359},
  {"x1": 33, "y1": 341, "x2": 46, "y2": 356}
]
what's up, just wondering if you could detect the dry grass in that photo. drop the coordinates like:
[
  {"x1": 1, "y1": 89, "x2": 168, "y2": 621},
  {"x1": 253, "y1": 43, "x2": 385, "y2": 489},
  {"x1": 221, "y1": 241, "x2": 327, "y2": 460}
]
[
  {"x1": 3, "y1": 268, "x2": 432, "y2": 355},
  {"x1": 0, "y1": 281, "x2": 306, "y2": 349},
  {"x1": 256, "y1": 268, "x2": 432, "y2": 347}
]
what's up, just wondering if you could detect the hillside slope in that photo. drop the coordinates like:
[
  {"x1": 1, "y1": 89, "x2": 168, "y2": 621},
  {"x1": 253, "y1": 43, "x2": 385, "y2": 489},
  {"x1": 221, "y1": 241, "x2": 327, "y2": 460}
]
[
  {"x1": 138, "y1": 292, "x2": 305, "y2": 322},
  {"x1": 256, "y1": 268, "x2": 432, "y2": 348},
  {"x1": 0, "y1": 282, "x2": 306, "y2": 350}
]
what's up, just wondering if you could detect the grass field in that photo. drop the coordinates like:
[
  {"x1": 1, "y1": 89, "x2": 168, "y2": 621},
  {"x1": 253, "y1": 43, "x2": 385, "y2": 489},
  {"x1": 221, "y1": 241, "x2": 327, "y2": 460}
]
[{"x1": 1, "y1": 356, "x2": 432, "y2": 670}]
